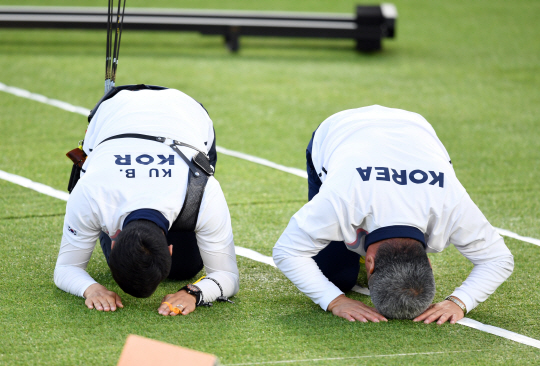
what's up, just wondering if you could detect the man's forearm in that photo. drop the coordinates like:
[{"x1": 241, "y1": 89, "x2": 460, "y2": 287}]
[
  {"x1": 54, "y1": 265, "x2": 97, "y2": 298},
  {"x1": 452, "y1": 256, "x2": 514, "y2": 311},
  {"x1": 449, "y1": 194, "x2": 515, "y2": 311},
  {"x1": 273, "y1": 254, "x2": 343, "y2": 310},
  {"x1": 55, "y1": 235, "x2": 97, "y2": 297},
  {"x1": 273, "y1": 217, "x2": 345, "y2": 311}
]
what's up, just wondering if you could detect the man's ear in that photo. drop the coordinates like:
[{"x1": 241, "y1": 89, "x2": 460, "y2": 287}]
[
  {"x1": 366, "y1": 255, "x2": 375, "y2": 275},
  {"x1": 365, "y1": 254, "x2": 375, "y2": 278},
  {"x1": 428, "y1": 257, "x2": 432, "y2": 269},
  {"x1": 111, "y1": 240, "x2": 116, "y2": 249},
  {"x1": 364, "y1": 241, "x2": 383, "y2": 280},
  {"x1": 168, "y1": 244, "x2": 173, "y2": 256}
]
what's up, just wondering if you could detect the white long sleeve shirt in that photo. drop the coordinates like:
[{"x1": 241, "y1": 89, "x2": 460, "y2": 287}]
[
  {"x1": 273, "y1": 105, "x2": 513, "y2": 312},
  {"x1": 54, "y1": 88, "x2": 239, "y2": 302}
]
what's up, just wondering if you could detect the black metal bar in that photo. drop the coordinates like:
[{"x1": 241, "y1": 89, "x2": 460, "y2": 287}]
[{"x1": 0, "y1": 5, "x2": 397, "y2": 52}]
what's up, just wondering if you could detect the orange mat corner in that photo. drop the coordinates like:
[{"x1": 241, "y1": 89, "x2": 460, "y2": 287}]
[{"x1": 117, "y1": 334, "x2": 218, "y2": 366}]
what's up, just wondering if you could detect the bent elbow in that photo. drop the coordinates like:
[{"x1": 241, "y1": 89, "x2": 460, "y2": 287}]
[
  {"x1": 53, "y1": 267, "x2": 62, "y2": 289},
  {"x1": 233, "y1": 275, "x2": 240, "y2": 296},
  {"x1": 272, "y1": 246, "x2": 286, "y2": 268},
  {"x1": 507, "y1": 254, "x2": 515, "y2": 276},
  {"x1": 497, "y1": 254, "x2": 514, "y2": 280}
]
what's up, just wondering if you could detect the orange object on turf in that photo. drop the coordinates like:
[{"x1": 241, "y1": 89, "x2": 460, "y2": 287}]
[
  {"x1": 162, "y1": 301, "x2": 181, "y2": 314},
  {"x1": 117, "y1": 334, "x2": 218, "y2": 366}
]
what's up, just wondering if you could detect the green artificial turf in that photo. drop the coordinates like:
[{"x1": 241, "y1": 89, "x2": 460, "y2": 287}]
[{"x1": 0, "y1": 0, "x2": 539, "y2": 364}]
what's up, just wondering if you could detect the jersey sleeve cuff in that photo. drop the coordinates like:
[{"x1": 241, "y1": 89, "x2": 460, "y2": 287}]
[
  {"x1": 319, "y1": 287, "x2": 345, "y2": 311},
  {"x1": 196, "y1": 279, "x2": 222, "y2": 303},
  {"x1": 79, "y1": 280, "x2": 98, "y2": 298},
  {"x1": 450, "y1": 289, "x2": 474, "y2": 313}
]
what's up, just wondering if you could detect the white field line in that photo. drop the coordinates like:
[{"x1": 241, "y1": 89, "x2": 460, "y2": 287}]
[
  {"x1": 351, "y1": 284, "x2": 540, "y2": 349},
  {"x1": 0, "y1": 82, "x2": 307, "y2": 179},
  {"x1": 495, "y1": 228, "x2": 540, "y2": 246},
  {"x1": 216, "y1": 146, "x2": 307, "y2": 179},
  {"x1": 2, "y1": 169, "x2": 539, "y2": 351},
  {"x1": 1, "y1": 82, "x2": 535, "y2": 246},
  {"x1": 2, "y1": 83, "x2": 540, "y2": 350},
  {"x1": 0, "y1": 168, "x2": 269, "y2": 266},
  {"x1": 0, "y1": 82, "x2": 90, "y2": 115},
  {"x1": 0, "y1": 169, "x2": 70, "y2": 201},
  {"x1": 235, "y1": 246, "x2": 276, "y2": 267},
  {"x1": 225, "y1": 349, "x2": 485, "y2": 365},
  {"x1": 457, "y1": 318, "x2": 540, "y2": 349},
  {"x1": 352, "y1": 285, "x2": 370, "y2": 296}
]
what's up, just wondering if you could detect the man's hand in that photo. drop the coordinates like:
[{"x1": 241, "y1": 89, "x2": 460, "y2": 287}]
[
  {"x1": 158, "y1": 290, "x2": 197, "y2": 316},
  {"x1": 83, "y1": 283, "x2": 123, "y2": 311},
  {"x1": 327, "y1": 294, "x2": 387, "y2": 323},
  {"x1": 413, "y1": 300, "x2": 464, "y2": 324}
]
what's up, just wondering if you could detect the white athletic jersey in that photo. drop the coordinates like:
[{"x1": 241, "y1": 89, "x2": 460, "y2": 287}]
[
  {"x1": 54, "y1": 88, "x2": 239, "y2": 302},
  {"x1": 273, "y1": 105, "x2": 514, "y2": 312}
]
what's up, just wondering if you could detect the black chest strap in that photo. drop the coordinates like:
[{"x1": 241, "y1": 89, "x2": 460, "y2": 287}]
[
  {"x1": 97, "y1": 133, "x2": 214, "y2": 232},
  {"x1": 170, "y1": 160, "x2": 208, "y2": 232}
]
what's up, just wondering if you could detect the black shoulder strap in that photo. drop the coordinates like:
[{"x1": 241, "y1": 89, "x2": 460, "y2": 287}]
[
  {"x1": 169, "y1": 161, "x2": 210, "y2": 232},
  {"x1": 170, "y1": 151, "x2": 214, "y2": 232},
  {"x1": 67, "y1": 164, "x2": 82, "y2": 193}
]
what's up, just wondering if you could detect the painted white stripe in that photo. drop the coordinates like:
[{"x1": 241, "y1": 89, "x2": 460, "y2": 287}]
[
  {"x1": 495, "y1": 227, "x2": 540, "y2": 247},
  {"x1": 2, "y1": 83, "x2": 540, "y2": 350},
  {"x1": 1, "y1": 81, "x2": 539, "y2": 245},
  {"x1": 0, "y1": 82, "x2": 91, "y2": 116},
  {"x1": 2, "y1": 176, "x2": 536, "y2": 354},
  {"x1": 235, "y1": 246, "x2": 276, "y2": 267},
  {"x1": 0, "y1": 169, "x2": 70, "y2": 202},
  {"x1": 9, "y1": 81, "x2": 536, "y2": 245},
  {"x1": 351, "y1": 283, "x2": 540, "y2": 349},
  {"x1": 225, "y1": 349, "x2": 484, "y2": 365},
  {"x1": 0, "y1": 168, "x2": 276, "y2": 267},
  {"x1": 352, "y1": 285, "x2": 370, "y2": 296},
  {"x1": 216, "y1": 146, "x2": 308, "y2": 178},
  {"x1": 457, "y1": 318, "x2": 540, "y2": 349},
  {"x1": 0, "y1": 82, "x2": 308, "y2": 178}
]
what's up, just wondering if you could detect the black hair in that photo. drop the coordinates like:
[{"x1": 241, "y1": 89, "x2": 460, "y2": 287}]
[
  {"x1": 368, "y1": 238, "x2": 436, "y2": 319},
  {"x1": 109, "y1": 220, "x2": 171, "y2": 298}
]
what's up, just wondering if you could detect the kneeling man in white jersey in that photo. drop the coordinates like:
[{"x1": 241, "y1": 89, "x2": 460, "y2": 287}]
[
  {"x1": 273, "y1": 106, "x2": 513, "y2": 324},
  {"x1": 55, "y1": 85, "x2": 239, "y2": 316}
]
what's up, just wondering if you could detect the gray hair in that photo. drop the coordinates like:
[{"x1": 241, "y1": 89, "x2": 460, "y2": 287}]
[{"x1": 368, "y1": 239, "x2": 435, "y2": 319}]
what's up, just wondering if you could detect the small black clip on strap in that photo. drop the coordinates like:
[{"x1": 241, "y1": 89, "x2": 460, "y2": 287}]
[{"x1": 168, "y1": 143, "x2": 201, "y2": 177}]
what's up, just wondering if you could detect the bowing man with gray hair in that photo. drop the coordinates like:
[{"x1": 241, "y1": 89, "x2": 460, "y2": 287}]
[{"x1": 273, "y1": 105, "x2": 513, "y2": 324}]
